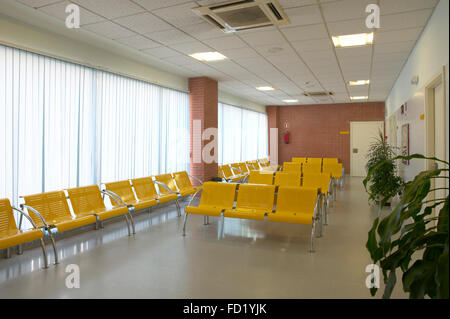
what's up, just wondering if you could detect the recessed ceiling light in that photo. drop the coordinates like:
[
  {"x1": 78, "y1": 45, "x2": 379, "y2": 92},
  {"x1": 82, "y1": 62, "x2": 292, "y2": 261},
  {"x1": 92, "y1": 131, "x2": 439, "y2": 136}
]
[
  {"x1": 189, "y1": 52, "x2": 227, "y2": 62},
  {"x1": 332, "y1": 33, "x2": 374, "y2": 47},
  {"x1": 257, "y1": 86, "x2": 275, "y2": 91},
  {"x1": 348, "y1": 80, "x2": 370, "y2": 86},
  {"x1": 282, "y1": 99, "x2": 298, "y2": 103},
  {"x1": 350, "y1": 96, "x2": 369, "y2": 100}
]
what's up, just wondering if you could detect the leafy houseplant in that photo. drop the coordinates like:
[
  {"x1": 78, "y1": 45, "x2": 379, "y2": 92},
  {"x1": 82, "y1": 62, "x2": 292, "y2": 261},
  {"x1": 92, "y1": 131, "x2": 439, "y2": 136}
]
[
  {"x1": 365, "y1": 131, "x2": 403, "y2": 215},
  {"x1": 364, "y1": 154, "x2": 449, "y2": 299}
]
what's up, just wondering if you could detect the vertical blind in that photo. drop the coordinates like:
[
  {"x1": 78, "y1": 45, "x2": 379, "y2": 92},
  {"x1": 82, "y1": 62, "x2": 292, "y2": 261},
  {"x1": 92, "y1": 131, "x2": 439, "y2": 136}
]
[
  {"x1": 0, "y1": 44, "x2": 190, "y2": 207},
  {"x1": 218, "y1": 102, "x2": 268, "y2": 164}
]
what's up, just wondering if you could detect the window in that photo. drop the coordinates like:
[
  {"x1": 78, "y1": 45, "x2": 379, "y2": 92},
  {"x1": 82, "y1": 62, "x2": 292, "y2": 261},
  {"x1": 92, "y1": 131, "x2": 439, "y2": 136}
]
[
  {"x1": 0, "y1": 44, "x2": 189, "y2": 210},
  {"x1": 218, "y1": 102, "x2": 268, "y2": 164}
]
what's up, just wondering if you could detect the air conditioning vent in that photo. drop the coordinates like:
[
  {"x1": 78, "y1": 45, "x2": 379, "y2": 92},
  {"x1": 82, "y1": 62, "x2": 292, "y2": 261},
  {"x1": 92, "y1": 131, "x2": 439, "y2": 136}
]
[
  {"x1": 192, "y1": 0, "x2": 290, "y2": 33},
  {"x1": 303, "y1": 91, "x2": 334, "y2": 97}
]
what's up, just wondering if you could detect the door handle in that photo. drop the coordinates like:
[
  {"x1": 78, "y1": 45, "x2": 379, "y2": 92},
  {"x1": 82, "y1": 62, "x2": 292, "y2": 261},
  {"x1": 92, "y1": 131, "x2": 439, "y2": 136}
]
[{"x1": 353, "y1": 148, "x2": 358, "y2": 154}]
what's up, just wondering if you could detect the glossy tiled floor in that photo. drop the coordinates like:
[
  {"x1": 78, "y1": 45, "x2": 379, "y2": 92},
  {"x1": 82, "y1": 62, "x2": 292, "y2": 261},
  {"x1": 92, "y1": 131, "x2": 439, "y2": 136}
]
[{"x1": 0, "y1": 177, "x2": 407, "y2": 299}]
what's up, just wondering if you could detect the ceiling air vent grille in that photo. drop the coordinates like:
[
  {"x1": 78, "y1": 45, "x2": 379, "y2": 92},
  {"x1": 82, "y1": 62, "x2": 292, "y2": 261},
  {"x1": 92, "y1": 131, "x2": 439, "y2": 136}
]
[
  {"x1": 192, "y1": 0, "x2": 290, "y2": 33},
  {"x1": 303, "y1": 92, "x2": 334, "y2": 97}
]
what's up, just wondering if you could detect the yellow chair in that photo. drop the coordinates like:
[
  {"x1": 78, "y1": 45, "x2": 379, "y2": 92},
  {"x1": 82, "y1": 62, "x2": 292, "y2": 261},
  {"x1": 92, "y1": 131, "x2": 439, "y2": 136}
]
[
  {"x1": 104, "y1": 180, "x2": 157, "y2": 211},
  {"x1": 131, "y1": 177, "x2": 178, "y2": 204},
  {"x1": 0, "y1": 198, "x2": 48, "y2": 268},
  {"x1": 230, "y1": 163, "x2": 247, "y2": 180},
  {"x1": 224, "y1": 184, "x2": 275, "y2": 221},
  {"x1": 246, "y1": 160, "x2": 260, "y2": 171},
  {"x1": 274, "y1": 172, "x2": 301, "y2": 187},
  {"x1": 248, "y1": 171, "x2": 274, "y2": 185},
  {"x1": 322, "y1": 163, "x2": 343, "y2": 180},
  {"x1": 307, "y1": 158, "x2": 323, "y2": 165},
  {"x1": 221, "y1": 165, "x2": 242, "y2": 182},
  {"x1": 302, "y1": 173, "x2": 332, "y2": 224},
  {"x1": 302, "y1": 163, "x2": 322, "y2": 175},
  {"x1": 292, "y1": 157, "x2": 307, "y2": 164},
  {"x1": 238, "y1": 162, "x2": 250, "y2": 177},
  {"x1": 323, "y1": 158, "x2": 338, "y2": 165},
  {"x1": 150, "y1": 174, "x2": 182, "y2": 216},
  {"x1": 183, "y1": 182, "x2": 237, "y2": 235},
  {"x1": 267, "y1": 187, "x2": 321, "y2": 252},
  {"x1": 67, "y1": 185, "x2": 134, "y2": 235},
  {"x1": 283, "y1": 162, "x2": 302, "y2": 173},
  {"x1": 173, "y1": 171, "x2": 202, "y2": 197}
]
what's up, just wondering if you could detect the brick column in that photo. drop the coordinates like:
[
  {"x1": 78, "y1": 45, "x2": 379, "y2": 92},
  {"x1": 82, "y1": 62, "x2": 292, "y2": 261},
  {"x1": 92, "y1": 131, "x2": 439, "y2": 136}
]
[{"x1": 189, "y1": 77, "x2": 218, "y2": 185}]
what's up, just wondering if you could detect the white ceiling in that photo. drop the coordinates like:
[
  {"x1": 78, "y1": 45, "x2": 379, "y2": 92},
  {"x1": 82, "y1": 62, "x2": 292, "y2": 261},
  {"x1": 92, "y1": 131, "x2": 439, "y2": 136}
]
[{"x1": 15, "y1": 0, "x2": 439, "y2": 105}]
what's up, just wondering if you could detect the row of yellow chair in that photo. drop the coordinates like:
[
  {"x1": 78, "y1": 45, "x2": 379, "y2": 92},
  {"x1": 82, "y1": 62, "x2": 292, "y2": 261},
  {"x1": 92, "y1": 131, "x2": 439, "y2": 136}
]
[
  {"x1": 218, "y1": 158, "x2": 278, "y2": 183},
  {"x1": 1, "y1": 170, "x2": 201, "y2": 268},
  {"x1": 183, "y1": 182, "x2": 323, "y2": 252},
  {"x1": 292, "y1": 157, "x2": 338, "y2": 165}
]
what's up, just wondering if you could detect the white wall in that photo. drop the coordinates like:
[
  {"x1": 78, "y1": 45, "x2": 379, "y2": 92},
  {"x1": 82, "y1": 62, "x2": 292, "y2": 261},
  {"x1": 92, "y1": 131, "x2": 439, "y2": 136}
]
[
  {"x1": 385, "y1": 0, "x2": 449, "y2": 181},
  {"x1": 386, "y1": 0, "x2": 449, "y2": 117},
  {"x1": 219, "y1": 90, "x2": 266, "y2": 113}
]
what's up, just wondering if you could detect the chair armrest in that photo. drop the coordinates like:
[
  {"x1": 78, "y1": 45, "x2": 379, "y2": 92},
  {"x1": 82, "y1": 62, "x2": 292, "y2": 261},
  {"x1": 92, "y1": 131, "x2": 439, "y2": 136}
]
[
  {"x1": 101, "y1": 190, "x2": 128, "y2": 208},
  {"x1": 20, "y1": 204, "x2": 50, "y2": 229},
  {"x1": 188, "y1": 174, "x2": 203, "y2": 185},
  {"x1": 12, "y1": 206, "x2": 39, "y2": 230},
  {"x1": 186, "y1": 188, "x2": 203, "y2": 208},
  {"x1": 154, "y1": 180, "x2": 178, "y2": 195},
  {"x1": 230, "y1": 166, "x2": 243, "y2": 175}
]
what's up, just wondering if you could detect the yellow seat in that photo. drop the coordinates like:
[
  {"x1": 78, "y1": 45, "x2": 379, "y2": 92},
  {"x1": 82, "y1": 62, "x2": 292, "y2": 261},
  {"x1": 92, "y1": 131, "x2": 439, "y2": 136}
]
[
  {"x1": 323, "y1": 158, "x2": 338, "y2": 165},
  {"x1": 155, "y1": 174, "x2": 179, "y2": 195},
  {"x1": 173, "y1": 171, "x2": 201, "y2": 197},
  {"x1": 224, "y1": 184, "x2": 275, "y2": 220},
  {"x1": 268, "y1": 187, "x2": 319, "y2": 225},
  {"x1": 104, "y1": 180, "x2": 157, "y2": 211},
  {"x1": 0, "y1": 199, "x2": 44, "y2": 250},
  {"x1": 132, "y1": 177, "x2": 177, "y2": 204},
  {"x1": 292, "y1": 157, "x2": 307, "y2": 164},
  {"x1": 283, "y1": 162, "x2": 301, "y2": 173},
  {"x1": 23, "y1": 191, "x2": 97, "y2": 232},
  {"x1": 323, "y1": 163, "x2": 343, "y2": 179},
  {"x1": 66, "y1": 186, "x2": 129, "y2": 222},
  {"x1": 246, "y1": 160, "x2": 260, "y2": 171},
  {"x1": 307, "y1": 158, "x2": 323, "y2": 165},
  {"x1": 302, "y1": 174, "x2": 331, "y2": 195},
  {"x1": 302, "y1": 163, "x2": 322, "y2": 175},
  {"x1": 231, "y1": 163, "x2": 247, "y2": 178},
  {"x1": 274, "y1": 172, "x2": 301, "y2": 187},
  {"x1": 185, "y1": 182, "x2": 237, "y2": 217},
  {"x1": 248, "y1": 171, "x2": 274, "y2": 185},
  {"x1": 221, "y1": 165, "x2": 242, "y2": 182},
  {"x1": 238, "y1": 162, "x2": 250, "y2": 175}
]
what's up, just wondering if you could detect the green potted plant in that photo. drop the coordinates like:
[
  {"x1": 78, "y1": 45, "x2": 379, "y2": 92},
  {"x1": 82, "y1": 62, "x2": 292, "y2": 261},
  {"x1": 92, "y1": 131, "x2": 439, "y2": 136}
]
[
  {"x1": 365, "y1": 131, "x2": 404, "y2": 216},
  {"x1": 364, "y1": 154, "x2": 449, "y2": 299}
]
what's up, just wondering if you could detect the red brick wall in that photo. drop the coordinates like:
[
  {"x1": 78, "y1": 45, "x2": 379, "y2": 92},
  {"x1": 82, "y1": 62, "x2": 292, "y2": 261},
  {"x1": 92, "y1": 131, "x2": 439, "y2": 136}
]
[
  {"x1": 266, "y1": 102, "x2": 385, "y2": 173},
  {"x1": 189, "y1": 77, "x2": 218, "y2": 185}
]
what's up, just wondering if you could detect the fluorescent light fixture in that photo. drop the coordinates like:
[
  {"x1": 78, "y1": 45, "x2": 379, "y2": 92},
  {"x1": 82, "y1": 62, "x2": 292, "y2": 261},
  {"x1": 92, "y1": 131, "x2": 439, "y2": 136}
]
[
  {"x1": 350, "y1": 96, "x2": 368, "y2": 100},
  {"x1": 348, "y1": 80, "x2": 370, "y2": 86},
  {"x1": 282, "y1": 99, "x2": 298, "y2": 103},
  {"x1": 257, "y1": 86, "x2": 275, "y2": 91},
  {"x1": 332, "y1": 33, "x2": 374, "y2": 47},
  {"x1": 189, "y1": 52, "x2": 227, "y2": 62}
]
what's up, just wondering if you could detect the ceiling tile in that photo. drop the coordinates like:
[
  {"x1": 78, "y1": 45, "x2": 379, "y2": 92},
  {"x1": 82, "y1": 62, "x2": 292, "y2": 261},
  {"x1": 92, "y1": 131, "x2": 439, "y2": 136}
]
[
  {"x1": 144, "y1": 28, "x2": 196, "y2": 45},
  {"x1": 374, "y1": 41, "x2": 416, "y2": 54},
  {"x1": 375, "y1": 27, "x2": 423, "y2": 44},
  {"x1": 239, "y1": 29, "x2": 287, "y2": 46},
  {"x1": 380, "y1": 9, "x2": 434, "y2": 31},
  {"x1": 168, "y1": 41, "x2": 212, "y2": 55},
  {"x1": 116, "y1": 35, "x2": 161, "y2": 50},
  {"x1": 327, "y1": 19, "x2": 369, "y2": 36},
  {"x1": 181, "y1": 21, "x2": 227, "y2": 40},
  {"x1": 82, "y1": 21, "x2": 136, "y2": 39},
  {"x1": 133, "y1": 0, "x2": 193, "y2": 11},
  {"x1": 37, "y1": 0, "x2": 105, "y2": 25},
  {"x1": 281, "y1": 24, "x2": 328, "y2": 42},
  {"x1": 291, "y1": 38, "x2": 333, "y2": 52},
  {"x1": 379, "y1": 0, "x2": 439, "y2": 15},
  {"x1": 73, "y1": 0, "x2": 145, "y2": 19},
  {"x1": 141, "y1": 46, "x2": 181, "y2": 59},
  {"x1": 17, "y1": 0, "x2": 63, "y2": 8},
  {"x1": 321, "y1": 0, "x2": 374, "y2": 23},
  {"x1": 113, "y1": 12, "x2": 173, "y2": 34},
  {"x1": 202, "y1": 35, "x2": 248, "y2": 51},
  {"x1": 283, "y1": 4, "x2": 322, "y2": 27},
  {"x1": 152, "y1": 1, "x2": 202, "y2": 28}
]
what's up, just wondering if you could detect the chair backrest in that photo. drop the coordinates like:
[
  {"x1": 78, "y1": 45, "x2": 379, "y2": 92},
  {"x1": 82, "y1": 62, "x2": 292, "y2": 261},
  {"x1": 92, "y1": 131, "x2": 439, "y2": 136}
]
[
  {"x1": 131, "y1": 177, "x2": 159, "y2": 200},
  {"x1": 276, "y1": 187, "x2": 318, "y2": 213},
  {"x1": 322, "y1": 163, "x2": 343, "y2": 179},
  {"x1": 221, "y1": 165, "x2": 234, "y2": 178},
  {"x1": 23, "y1": 191, "x2": 73, "y2": 227},
  {"x1": 173, "y1": 171, "x2": 195, "y2": 191},
  {"x1": 292, "y1": 157, "x2": 307, "y2": 164},
  {"x1": 0, "y1": 198, "x2": 18, "y2": 233},
  {"x1": 307, "y1": 158, "x2": 322, "y2": 165},
  {"x1": 247, "y1": 161, "x2": 260, "y2": 170},
  {"x1": 236, "y1": 184, "x2": 276, "y2": 211},
  {"x1": 302, "y1": 174, "x2": 331, "y2": 194},
  {"x1": 323, "y1": 158, "x2": 338, "y2": 165},
  {"x1": 155, "y1": 174, "x2": 178, "y2": 195},
  {"x1": 104, "y1": 180, "x2": 136, "y2": 206},
  {"x1": 239, "y1": 163, "x2": 249, "y2": 174},
  {"x1": 302, "y1": 163, "x2": 322, "y2": 175},
  {"x1": 248, "y1": 171, "x2": 274, "y2": 185},
  {"x1": 274, "y1": 172, "x2": 301, "y2": 187},
  {"x1": 199, "y1": 182, "x2": 237, "y2": 209},
  {"x1": 66, "y1": 185, "x2": 106, "y2": 216},
  {"x1": 283, "y1": 162, "x2": 301, "y2": 173},
  {"x1": 218, "y1": 166, "x2": 225, "y2": 178},
  {"x1": 230, "y1": 163, "x2": 242, "y2": 175}
]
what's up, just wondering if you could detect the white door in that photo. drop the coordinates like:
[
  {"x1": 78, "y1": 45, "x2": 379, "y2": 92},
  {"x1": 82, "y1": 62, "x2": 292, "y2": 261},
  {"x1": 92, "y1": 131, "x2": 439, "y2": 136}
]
[
  {"x1": 433, "y1": 83, "x2": 447, "y2": 208},
  {"x1": 350, "y1": 121, "x2": 385, "y2": 177}
]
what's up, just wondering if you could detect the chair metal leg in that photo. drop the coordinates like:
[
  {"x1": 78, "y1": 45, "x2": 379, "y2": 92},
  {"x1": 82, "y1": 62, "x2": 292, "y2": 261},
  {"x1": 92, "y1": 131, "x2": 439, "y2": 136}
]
[
  {"x1": 47, "y1": 231, "x2": 59, "y2": 264},
  {"x1": 123, "y1": 214, "x2": 132, "y2": 236},
  {"x1": 322, "y1": 195, "x2": 328, "y2": 226},
  {"x1": 128, "y1": 210, "x2": 136, "y2": 235},
  {"x1": 17, "y1": 244, "x2": 23, "y2": 255},
  {"x1": 5, "y1": 248, "x2": 11, "y2": 259},
  {"x1": 309, "y1": 217, "x2": 315, "y2": 253},
  {"x1": 175, "y1": 200, "x2": 181, "y2": 217},
  {"x1": 39, "y1": 238, "x2": 49, "y2": 269},
  {"x1": 182, "y1": 213, "x2": 189, "y2": 236},
  {"x1": 203, "y1": 215, "x2": 210, "y2": 225}
]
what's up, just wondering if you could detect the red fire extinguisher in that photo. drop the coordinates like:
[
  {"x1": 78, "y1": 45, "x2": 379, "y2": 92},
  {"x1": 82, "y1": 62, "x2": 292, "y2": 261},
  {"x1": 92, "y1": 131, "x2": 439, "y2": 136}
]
[
  {"x1": 284, "y1": 120, "x2": 290, "y2": 144},
  {"x1": 284, "y1": 130, "x2": 290, "y2": 144}
]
